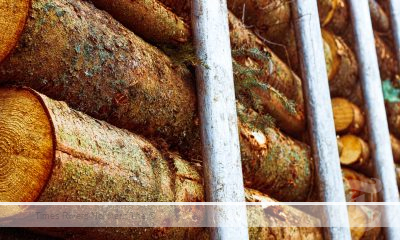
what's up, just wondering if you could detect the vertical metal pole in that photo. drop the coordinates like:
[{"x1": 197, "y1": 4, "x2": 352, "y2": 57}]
[
  {"x1": 191, "y1": 0, "x2": 249, "y2": 239},
  {"x1": 292, "y1": 1, "x2": 352, "y2": 239},
  {"x1": 347, "y1": 0, "x2": 400, "y2": 239},
  {"x1": 388, "y1": 0, "x2": 400, "y2": 70}
]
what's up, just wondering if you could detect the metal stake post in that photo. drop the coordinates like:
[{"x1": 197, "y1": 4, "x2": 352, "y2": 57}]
[
  {"x1": 388, "y1": 0, "x2": 400, "y2": 69},
  {"x1": 347, "y1": 0, "x2": 400, "y2": 239},
  {"x1": 191, "y1": 0, "x2": 249, "y2": 239},
  {"x1": 292, "y1": 0, "x2": 352, "y2": 239}
]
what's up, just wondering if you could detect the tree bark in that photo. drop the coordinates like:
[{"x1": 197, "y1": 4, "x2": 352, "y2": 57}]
[
  {"x1": 225, "y1": 0, "x2": 397, "y2": 83},
  {"x1": 83, "y1": 0, "x2": 307, "y2": 134},
  {"x1": 89, "y1": 0, "x2": 191, "y2": 45},
  {"x1": 0, "y1": 0, "x2": 315, "y2": 201},
  {"x1": 391, "y1": 134, "x2": 400, "y2": 163},
  {"x1": 386, "y1": 102, "x2": 400, "y2": 139},
  {"x1": 161, "y1": 0, "x2": 363, "y2": 103},
  {"x1": 236, "y1": 103, "x2": 312, "y2": 201},
  {"x1": 0, "y1": 0, "x2": 199, "y2": 157},
  {"x1": 228, "y1": 13, "x2": 306, "y2": 134},
  {"x1": 342, "y1": 27, "x2": 398, "y2": 81},
  {"x1": 225, "y1": 1, "x2": 361, "y2": 99},
  {"x1": 319, "y1": 0, "x2": 390, "y2": 34},
  {"x1": 368, "y1": 0, "x2": 391, "y2": 33},
  {"x1": 0, "y1": 87, "x2": 323, "y2": 240}
]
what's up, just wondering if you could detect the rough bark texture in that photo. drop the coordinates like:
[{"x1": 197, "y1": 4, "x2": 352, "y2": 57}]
[
  {"x1": 342, "y1": 27, "x2": 399, "y2": 81},
  {"x1": 368, "y1": 0, "x2": 390, "y2": 33},
  {"x1": 89, "y1": 0, "x2": 191, "y2": 45},
  {"x1": 228, "y1": 13, "x2": 305, "y2": 134},
  {"x1": 0, "y1": 87, "x2": 203, "y2": 203},
  {"x1": 161, "y1": 0, "x2": 360, "y2": 101},
  {"x1": 374, "y1": 34, "x2": 399, "y2": 81},
  {"x1": 0, "y1": 0, "x2": 199, "y2": 156},
  {"x1": 0, "y1": 0, "x2": 315, "y2": 201},
  {"x1": 236, "y1": 104, "x2": 312, "y2": 201},
  {"x1": 0, "y1": 88, "x2": 381, "y2": 239},
  {"x1": 318, "y1": 0, "x2": 350, "y2": 35},
  {"x1": 0, "y1": 87, "x2": 323, "y2": 240},
  {"x1": 391, "y1": 134, "x2": 400, "y2": 163},
  {"x1": 386, "y1": 102, "x2": 400, "y2": 139},
  {"x1": 225, "y1": 0, "x2": 398, "y2": 87},
  {"x1": 88, "y1": 0, "x2": 307, "y2": 134}
]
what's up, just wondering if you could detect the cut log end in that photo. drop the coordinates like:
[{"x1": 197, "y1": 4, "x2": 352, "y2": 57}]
[
  {"x1": 0, "y1": 88, "x2": 54, "y2": 202},
  {"x1": 0, "y1": 0, "x2": 30, "y2": 63},
  {"x1": 338, "y1": 135, "x2": 370, "y2": 165},
  {"x1": 332, "y1": 98, "x2": 364, "y2": 134}
]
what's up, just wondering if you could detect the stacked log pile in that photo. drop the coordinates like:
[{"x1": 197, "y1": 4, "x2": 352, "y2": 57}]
[{"x1": 0, "y1": 0, "x2": 399, "y2": 239}]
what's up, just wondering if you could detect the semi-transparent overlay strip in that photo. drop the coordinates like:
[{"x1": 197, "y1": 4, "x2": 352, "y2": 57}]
[{"x1": 0, "y1": 203, "x2": 399, "y2": 228}]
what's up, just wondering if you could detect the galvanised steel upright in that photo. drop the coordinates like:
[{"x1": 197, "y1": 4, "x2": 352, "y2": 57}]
[
  {"x1": 191, "y1": 0, "x2": 249, "y2": 239},
  {"x1": 347, "y1": 0, "x2": 400, "y2": 239},
  {"x1": 291, "y1": 0, "x2": 352, "y2": 239}
]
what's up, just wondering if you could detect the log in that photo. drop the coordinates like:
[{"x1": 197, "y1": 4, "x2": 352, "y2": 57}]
[
  {"x1": 86, "y1": 0, "x2": 306, "y2": 134},
  {"x1": 342, "y1": 168, "x2": 381, "y2": 240},
  {"x1": 0, "y1": 0, "x2": 199, "y2": 156},
  {"x1": 236, "y1": 103, "x2": 312, "y2": 201},
  {"x1": 89, "y1": 0, "x2": 191, "y2": 45},
  {"x1": 348, "y1": 205, "x2": 381, "y2": 240},
  {"x1": 342, "y1": 168, "x2": 379, "y2": 203},
  {"x1": 332, "y1": 98, "x2": 365, "y2": 134},
  {"x1": 319, "y1": 0, "x2": 390, "y2": 34},
  {"x1": 368, "y1": 0, "x2": 391, "y2": 33},
  {"x1": 226, "y1": 1, "x2": 359, "y2": 98},
  {"x1": 338, "y1": 135, "x2": 373, "y2": 177},
  {"x1": 322, "y1": 30, "x2": 359, "y2": 99},
  {"x1": 0, "y1": 87, "x2": 323, "y2": 240},
  {"x1": 225, "y1": 0, "x2": 397, "y2": 83},
  {"x1": 0, "y1": 0, "x2": 314, "y2": 201},
  {"x1": 160, "y1": 0, "x2": 360, "y2": 100},
  {"x1": 318, "y1": 0, "x2": 350, "y2": 35},
  {"x1": 391, "y1": 134, "x2": 400, "y2": 163},
  {"x1": 333, "y1": 99, "x2": 400, "y2": 166},
  {"x1": 386, "y1": 102, "x2": 400, "y2": 139},
  {"x1": 229, "y1": 13, "x2": 305, "y2": 134},
  {"x1": 342, "y1": 27, "x2": 398, "y2": 81},
  {"x1": 0, "y1": 0, "x2": 30, "y2": 62},
  {"x1": 374, "y1": 33, "x2": 399, "y2": 81},
  {"x1": 344, "y1": 176, "x2": 381, "y2": 240}
]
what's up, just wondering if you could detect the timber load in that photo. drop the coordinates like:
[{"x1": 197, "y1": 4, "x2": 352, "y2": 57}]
[
  {"x1": 0, "y1": 0, "x2": 305, "y2": 136},
  {"x1": 0, "y1": 87, "x2": 323, "y2": 239},
  {"x1": 0, "y1": 87, "x2": 382, "y2": 239},
  {"x1": 0, "y1": 0, "x2": 399, "y2": 239},
  {"x1": 0, "y1": 0, "x2": 318, "y2": 201}
]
